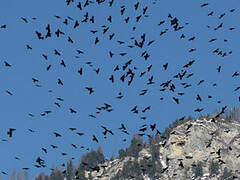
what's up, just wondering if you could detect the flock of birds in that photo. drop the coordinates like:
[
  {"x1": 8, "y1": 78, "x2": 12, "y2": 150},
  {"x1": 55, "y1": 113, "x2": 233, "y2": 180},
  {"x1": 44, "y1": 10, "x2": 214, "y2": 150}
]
[{"x1": 0, "y1": 0, "x2": 239, "y2": 178}]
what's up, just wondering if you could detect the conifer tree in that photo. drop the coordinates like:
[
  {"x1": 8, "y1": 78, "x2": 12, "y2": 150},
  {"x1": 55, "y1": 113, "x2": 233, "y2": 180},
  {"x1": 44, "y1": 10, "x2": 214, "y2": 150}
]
[{"x1": 66, "y1": 159, "x2": 74, "y2": 180}]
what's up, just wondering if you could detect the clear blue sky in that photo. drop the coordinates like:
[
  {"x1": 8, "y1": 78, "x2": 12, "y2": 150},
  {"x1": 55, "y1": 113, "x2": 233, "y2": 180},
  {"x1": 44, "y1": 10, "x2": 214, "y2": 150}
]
[{"x1": 0, "y1": 0, "x2": 240, "y2": 179}]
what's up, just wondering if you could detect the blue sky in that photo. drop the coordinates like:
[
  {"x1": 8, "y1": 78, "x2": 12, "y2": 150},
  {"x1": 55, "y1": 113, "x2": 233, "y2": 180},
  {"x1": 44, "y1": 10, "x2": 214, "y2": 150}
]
[{"x1": 0, "y1": 0, "x2": 240, "y2": 179}]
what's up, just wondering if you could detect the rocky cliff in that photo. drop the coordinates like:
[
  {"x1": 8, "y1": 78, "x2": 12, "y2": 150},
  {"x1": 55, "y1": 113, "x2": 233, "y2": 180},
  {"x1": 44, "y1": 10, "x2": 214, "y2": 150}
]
[{"x1": 84, "y1": 117, "x2": 240, "y2": 180}]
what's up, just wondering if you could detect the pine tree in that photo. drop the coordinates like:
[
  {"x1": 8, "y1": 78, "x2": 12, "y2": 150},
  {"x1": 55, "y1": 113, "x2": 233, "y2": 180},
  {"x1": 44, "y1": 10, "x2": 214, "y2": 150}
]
[
  {"x1": 225, "y1": 107, "x2": 239, "y2": 121},
  {"x1": 23, "y1": 170, "x2": 29, "y2": 180},
  {"x1": 49, "y1": 169, "x2": 64, "y2": 180},
  {"x1": 80, "y1": 146, "x2": 105, "y2": 167},
  {"x1": 35, "y1": 172, "x2": 47, "y2": 180},
  {"x1": 125, "y1": 134, "x2": 143, "y2": 157},
  {"x1": 10, "y1": 169, "x2": 16, "y2": 180},
  {"x1": 66, "y1": 159, "x2": 74, "y2": 180},
  {"x1": 17, "y1": 171, "x2": 23, "y2": 180},
  {"x1": 118, "y1": 149, "x2": 126, "y2": 158}
]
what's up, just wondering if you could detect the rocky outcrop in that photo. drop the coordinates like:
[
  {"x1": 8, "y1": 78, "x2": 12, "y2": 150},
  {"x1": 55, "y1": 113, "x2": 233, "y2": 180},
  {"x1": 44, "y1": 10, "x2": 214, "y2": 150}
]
[{"x1": 85, "y1": 117, "x2": 240, "y2": 179}]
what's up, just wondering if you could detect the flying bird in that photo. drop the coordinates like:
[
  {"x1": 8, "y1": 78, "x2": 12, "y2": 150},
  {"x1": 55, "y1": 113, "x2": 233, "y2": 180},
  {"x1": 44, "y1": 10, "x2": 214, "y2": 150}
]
[
  {"x1": 70, "y1": 108, "x2": 77, "y2": 113},
  {"x1": 173, "y1": 97, "x2": 179, "y2": 104},
  {"x1": 53, "y1": 132, "x2": 62, "y2": 137},
  {"x1": 58, "y1": 78, "x2": 63, "y2": 85},
  {"x1": 93, "y1": 135, "x2": 98, "y2": 143},
  {"x1": 7, "y1": 128, "x2": 16, "y2": 137},
  {"x1": 4, "y1": 61, "x2": 11, "y2": 67},
  {"x1": 85, "y1": 87, "x2": 94, "y2": 94}
]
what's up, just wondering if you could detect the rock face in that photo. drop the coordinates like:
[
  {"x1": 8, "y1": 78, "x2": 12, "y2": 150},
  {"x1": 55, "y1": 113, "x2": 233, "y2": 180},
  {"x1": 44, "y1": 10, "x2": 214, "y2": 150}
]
[{"x1": 85, "y1": 118, "x2": 240, "y2": 179}]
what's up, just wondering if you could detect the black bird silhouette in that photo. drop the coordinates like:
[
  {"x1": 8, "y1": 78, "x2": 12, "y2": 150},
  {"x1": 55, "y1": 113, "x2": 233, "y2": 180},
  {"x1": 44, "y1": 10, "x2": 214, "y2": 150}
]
[
  {"x1": 196, "y1": 94, "x2": 202, "y2": 102},
  {"x1": 36, "y1": 157, "x2": 45, "y2": 166},
  {"x1": 55, "y1": 29, "x2": 65, "y2": 37},
  {"x1": 109, "y1": 51, "x2": 114, "y2": 58},
  {"x1": 0, "y1": 24, "x2": 6, "y2": 28},
  {"x1": 219, "y1": 13, "x2": 225, "y2": 19},
  {"x1": 53, "y1": 132, "x2": 62, "y2": 137},
  {"x1": 50, "y1": 145, "x2": 58, "y2": 149},
  {"x1": 56, "y1": 97, "x2": 64, "y2": 102},
  {"x1": 214, "y1": 23, "x2": 223, "y2": 30},
  {"x1": 60, "y1": 60, "x2": 66, "y2": 67},
  {"x1": 142, "y1": 106, "x2": 151, "y2": 113},
  {"x1": 188, "y1": 36, "x2": 195, "y2": 41},
  {"x1": 173, "y1": 97, "x2": 179, "y2": 104},
  {"x1": 77, "y1": 2, "x2": 82, "y2": 10},
  {"x1": 70, "y1": 108, "x2": 77, "y2": 113},
  {"x1": 103, "y1": 27, "x2": 109, "y2": 34},
  {"x1": 68, "y1": 36, "x2": 73, "y2": 43},
  {"x1": 234, "y1": 86, "x2": 240, "y2": 92},
  {"x1": 78, "y1": 68, "x2": 83, "y2": 75},
  {"x1": 139, "y1": 89, "x2": 147, "y2": 96},
  {"x1": 109, "y1": 33, "x2": 115, "y2": 40},
  {"x1": 139, "y1": 127, "x2": 147, "y2": 132},
  {"x1": 46, "y1": 64, "x2": 51, "y2": 71},
  {"x1": 58, "y1": 78, "x2": 63, "y2": 85},
  {"x1": 143, "y1": 6, "x2": 148, "y2": 14},
  {"x1": 194, "y1": 108, "x2": 203, "y2": 112},
  {"x1": 232, "y1": 72, "x2": 239, "y2": 77},
  {"x1": 90, "y1": 16, "x2": 94, "y2": 23},
  {"x1": 77, "y1": 132, "x2": 84, "y2": 136},
  {"x1": 201, "y1": 3, "x2": 209, "y2": 7},
  {"x1": 93, "y1": 135, "x2": 98, "y2": 143},
  {"x1": 63, "y1": 18, "x2": 68, "y2": 25},
  {"x1": 109, "y1": 0, "x2": 114, "y2": 6},
  {"x1": 69, "y1": 128, "x2": 76, "y2": 131},
  {"x1": 4, "y1": 61, "x2": 11, "y2": 67},
  {"x1": 35, "y1": 31, "x2": 44, "y2": 40},
  {"x1": 7, "y1": 128, "x2": 16, "y2": 137},
  {"x1": 94, "y1": 68, "x2": 100, "y2": 74},
  {"x1": 1, "y1": 171, "x2": 8, "y2": 175},
  {"x1": 42, "y1": 54, "x2": 48, "y2": 60},
  {"x1": 41, "y1": 148, "x2": 47, "y2": 154},
  {"x1": 102, "y1": 126, "x2": 114, "y2": 136},
  {"x1": 45, "y1": 24, "x2": 51, "y2": 38},
  {"x1": 107, "y1": 16, "x2": 112, "y2": 23},
  {"x1": 183, "y1": 60, "x2": 195, "y2": 68},
  {"x1": 109, "y1": 74, "x2": 114, "y2": 83},
  {"x1": 86, "y1": 87, "x2": 94, "y2": 94},
  {"x1": 119, "y1": 123, "x2": 126, "y2": 130},
  {"x1": 73, "y1": 20, "x2": 79, "y2": 29},
  {"x1": 124, "y1": 17, "x2": 130, "y2": 23},
  {"x1": 6, "y1": 90, "x2": 13, "y2": 95},
  {"x1": 147, "y1": 65, "x2": 152, "y2": 72},
  {"x1": 150, "y1": 124, "x2": 156, "y2": 131},
  {"x1": 54, "y1": 15, "x2": 61, "y2": 19},
  {"x1": 90, "y1": 30, "x2": 98, "y2": 34},
  {"x1": 120, "y1": 6, "x2": 125, "y2": 15},
  {"x1": 136, "y1": 15, "x2": 142, "y2": 22},
  {"x1": 147, "y1": 76, "x2": 154, "y2": 84},
  {"x1": 54, "y1": 49, "x2": 61, "y2": 56},
  {"x1": 209, "y1": 38, "x2": 217, "y2": 42},
  {"x1": 32, "y1": 78, "x2": 39, "y2": 83},
  {"x1": 158, "y1": 20, "x2": 165, "y2": 26},
  {"x1": 28, "y1": 129, "x2": 35, "y2": 133},
  {"x1": 71, "y1": 144, "x2": 77, "y2": 149},
  {"x1": 134, "y1": 2, "x2": 139, "y2": 10},
  {"x1": 208, "y1": 11, "x2": 214, "y2": 16},
  {"x1": 26, "y1": 44, "x2": 32, "y2": 50},
  {"x1": 95, "y1": 37, "x2": 99, "y2": 44},
  {"x1": 117, "y1": 40, "x2": 125, "y2": 45}
]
